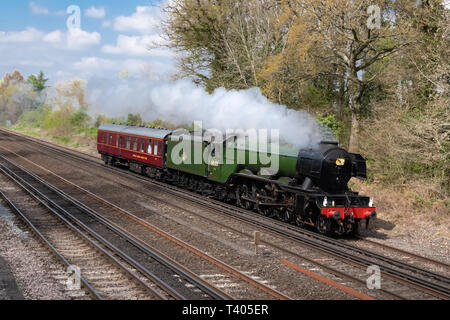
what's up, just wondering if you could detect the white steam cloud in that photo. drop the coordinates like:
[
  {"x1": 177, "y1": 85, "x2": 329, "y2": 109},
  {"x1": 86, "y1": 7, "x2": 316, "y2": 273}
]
[{"x1": 86, "y1": 78, "x2": 332, "y2": 149}]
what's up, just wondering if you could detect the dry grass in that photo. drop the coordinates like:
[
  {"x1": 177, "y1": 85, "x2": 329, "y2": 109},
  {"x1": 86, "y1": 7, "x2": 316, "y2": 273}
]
[
  {"x1": 12, "y1": 127, "x2": 99, "y2": 157},
  {"x1": 350, "y1": 179, "x2": 449, "y2": 243}
]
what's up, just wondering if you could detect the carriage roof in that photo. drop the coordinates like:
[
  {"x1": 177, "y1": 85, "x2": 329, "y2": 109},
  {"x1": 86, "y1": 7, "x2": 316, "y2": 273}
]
[{"x1": 99, "y1": 124, "x2": 173, "y2": 140}]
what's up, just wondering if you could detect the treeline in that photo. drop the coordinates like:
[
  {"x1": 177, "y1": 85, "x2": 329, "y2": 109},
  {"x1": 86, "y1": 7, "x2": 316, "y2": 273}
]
[
  {"x1": 0, "y1": 71, "x2": 163, "y2": 146},
  {"x1": 162, "y1": 0, "x2": 449, "y2": 200}
]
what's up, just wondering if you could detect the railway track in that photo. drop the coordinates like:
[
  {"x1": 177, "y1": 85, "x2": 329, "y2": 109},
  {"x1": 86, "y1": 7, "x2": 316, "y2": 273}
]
[
  {"x1": 0, "y1": 146, "x2": 290, "y2": 300},
  {"x1": 112, "y1": 171, "x2": 450, "y2": 299},
  {"x1": 0, "y1": 173, "x2": 167, "y2": 300},
  {"x1": 140, "y1": 179, "x2": 450, "y2": 299},
  {"x1": 0, "y1": 155, "x2": 231, "y2": 300},
  {"x1": 0, "y1": 128, "x2": 449, "y2": 299},
  {"x1": 354, "y1": 237, "x2": 450, "y2": 270}
]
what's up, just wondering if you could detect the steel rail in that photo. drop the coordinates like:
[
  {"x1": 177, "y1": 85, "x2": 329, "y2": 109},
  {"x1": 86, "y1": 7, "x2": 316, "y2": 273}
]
[
  {"x1": 0, "y1": 147, "x2": 289, "y2": 300},
  {"x1": 0, "y1": 158, "x2": 195, "y2": 300},
  {"x1": 153, "y1": 184, "x2": 450, "y2": 299},
  {"x1": 0, "y1": 128, "x2": 448, "y2": 299},
  {"x1": 0, "y1": 188, "x2": 104, "y2": 300},
  {"x1": 0, "y1": 164, "x2": 173, "y2": 300},
  {"x1": 356, "y1": 237, "x2": 450, "y2": 270}
]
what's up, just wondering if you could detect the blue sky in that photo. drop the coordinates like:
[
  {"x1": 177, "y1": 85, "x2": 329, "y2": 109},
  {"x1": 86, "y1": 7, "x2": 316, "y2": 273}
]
[{"x1": 0, "y1": 1, "x2": 174, "y2": 84}]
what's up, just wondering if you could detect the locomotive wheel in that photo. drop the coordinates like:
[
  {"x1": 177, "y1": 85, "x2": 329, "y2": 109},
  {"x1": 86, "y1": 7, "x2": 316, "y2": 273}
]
[
  {"x1": 278, "y1": 194, "x2": 295, "y2": 223},
  {"x1": 295, "y1": 216, "x2": 306, "y2": 228},
  {"x1": 256, "y1": 189, "x2": 271, "y2": 216},
  {"x1": 316, "y1": 215, "x2": 331, "y2": 235},
  {"x1": 272, "y1": 207, "x2": 293, "y2": 223},
  {"x1": 188, "y1": 177, "x2": 198, "y2": 191},
  {"x1": 347, "y1": 220, "x2": 359, "y2": 237},
  {"x1": 236, "y1": 185, "x2": 253, "y2": 210}
]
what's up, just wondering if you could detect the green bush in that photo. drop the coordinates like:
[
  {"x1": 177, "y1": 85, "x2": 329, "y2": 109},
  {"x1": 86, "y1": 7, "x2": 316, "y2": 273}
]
[{"x1": 71, "y1": 109, "x2": 91, "y2": 128}]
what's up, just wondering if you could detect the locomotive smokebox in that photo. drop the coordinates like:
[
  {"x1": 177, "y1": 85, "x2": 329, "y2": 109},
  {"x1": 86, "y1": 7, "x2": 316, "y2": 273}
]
[{"x1": 296, "y1": 142, "x2": 367, "y2": 192}]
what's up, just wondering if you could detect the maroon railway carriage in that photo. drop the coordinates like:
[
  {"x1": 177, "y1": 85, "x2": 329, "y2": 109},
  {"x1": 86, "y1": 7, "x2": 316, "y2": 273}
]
[{"x1": 97, "y1": 124, "x2": 172, "y2": 175}]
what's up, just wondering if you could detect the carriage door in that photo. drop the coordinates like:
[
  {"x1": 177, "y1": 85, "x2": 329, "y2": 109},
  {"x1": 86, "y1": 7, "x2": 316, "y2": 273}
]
[{"x1": 119, "y1": 136, "x2": 123, "y2": 156}]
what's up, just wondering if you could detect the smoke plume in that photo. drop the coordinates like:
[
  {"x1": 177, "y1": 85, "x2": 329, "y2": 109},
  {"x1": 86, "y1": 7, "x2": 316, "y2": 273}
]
[{"x1": 86, "y1": 78, "x2": 331, "y2": 149}]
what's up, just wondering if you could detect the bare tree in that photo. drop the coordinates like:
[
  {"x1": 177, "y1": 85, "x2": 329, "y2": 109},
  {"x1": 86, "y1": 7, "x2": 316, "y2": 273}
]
[
  {"x1": 161, "y1": 0, "x2": 283, "y2": 91},
  {"x1": 274, "y1": 0, "x2": 415, "y2": 152}
]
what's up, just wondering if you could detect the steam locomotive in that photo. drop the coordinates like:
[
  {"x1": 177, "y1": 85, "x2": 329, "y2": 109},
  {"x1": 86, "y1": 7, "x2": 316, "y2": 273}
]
[{"x1": 98, "y1": 124, "x2": 376, "y2": 236}]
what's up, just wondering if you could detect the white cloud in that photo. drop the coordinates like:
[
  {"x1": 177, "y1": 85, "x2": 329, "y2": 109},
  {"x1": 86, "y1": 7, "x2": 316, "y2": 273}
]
[
  {"x1": 102, "y1": 34, "x2": 173, "y2": 58},
  {"x1": 19, "y1": 60, "x2": 53, "y2": 68},
  {"x1": 74, "y1": 57, "x2": 116, "y2": 72},
  {"x1": 66, "y1": 29, "x2": 101, "y2": 50},
  {"x1": 113, "y1": 6, "x2": 161, "y2": 34},
  {"x1": 43, "y1": 30, "x2": 63, "y2": 44},
  {"x1": 0, "y1": 27, "x2": 100, "y2": 51},
  {"x1": 85, "y1": 6, "x2": 106, "y2": 19},
  {"x1": 29, "y1": 2, "x2": 49, "y2": 15},
  {"x1": 71, "y1": 56, "x2": 173, "y2": 80},
  {"x1": 44, "y1": 29, "x2": 101, "y2": 50},
  {"x1": 0, "y1": 28, "x2": 43, "y2": 42},
  {"x1": 102, "y1": 35, "x2": 153, "y2": 56},
  {"x1": 0, "y1": 3, "x2": 175, "y2": 83}
]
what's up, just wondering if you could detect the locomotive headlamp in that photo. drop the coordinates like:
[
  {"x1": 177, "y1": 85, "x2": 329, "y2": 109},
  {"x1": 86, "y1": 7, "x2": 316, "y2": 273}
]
[
  {"x1": 323, "y1": 197, "x2": 328, "y2": 207},
  {"x1": 369, "y1": 198, "x2": 374, "y2": 207}
]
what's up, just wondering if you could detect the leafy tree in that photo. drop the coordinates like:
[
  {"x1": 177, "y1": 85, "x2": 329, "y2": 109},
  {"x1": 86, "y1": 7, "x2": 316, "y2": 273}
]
[
  {"x1": 27, "y1": 71, "x2": 48, "y2": 93},
  {"x1": 126, "y1": 113, "x2": 143, "y2": 126},
  {"x1": 94, "y1": 114, "x2": 109, "y2": 128}
]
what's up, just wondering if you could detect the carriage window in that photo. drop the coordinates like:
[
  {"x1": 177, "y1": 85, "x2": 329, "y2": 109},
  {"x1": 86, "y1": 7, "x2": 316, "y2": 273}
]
[
  {"x1": 101, "y1": 133, "x2": 105, "y2": 144},
  {"x1": 126, "y1": 136, "x2": 131, "y2": 149},
  {"x1": 119, "y1": 136, "x2": 123, "y2": 148},
  {"x1": 109, "y1": 134, "x2": 113, "y2": 145},
  {"x1": 132, "y1": 137, "x2": 138, "y2": 151},
  {"x1": 147, "y1": 140, "x2": 153, "y2": 154},
  {"x1": 157, "y1": 141, "x2": 162, "y2": 156},
  {"x1": 116, "y1": 135, "x2": 119, "y2": 147},
  {"x1": 154, "y1": 142, "x2": 158, "y2": 156},
  {"x1": 139, "y1": 139, "x2": 145, "y2": 153}
]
